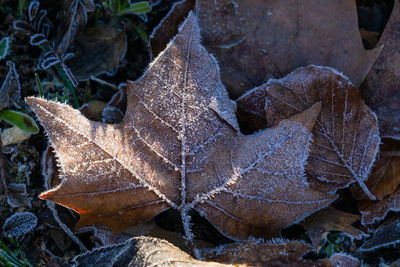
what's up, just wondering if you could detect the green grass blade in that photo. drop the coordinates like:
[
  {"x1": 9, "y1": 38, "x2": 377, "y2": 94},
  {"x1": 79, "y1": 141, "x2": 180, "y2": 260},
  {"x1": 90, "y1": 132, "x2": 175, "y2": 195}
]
[
  {"x1": 119, "y1": 1, "x2": 151, "y2": 15},
  {"x1": 34, "y1": 73, "x2": 44, "y2": 97},
  {"x1": 133, "y1": 25, "x2": 148, "y2": 42},
  {"x1": 0, "y1": 110, "x2": 39, "y2": 134},
  {"x1": 0, "y1": 37, "x2": 10, "y2": 60}
]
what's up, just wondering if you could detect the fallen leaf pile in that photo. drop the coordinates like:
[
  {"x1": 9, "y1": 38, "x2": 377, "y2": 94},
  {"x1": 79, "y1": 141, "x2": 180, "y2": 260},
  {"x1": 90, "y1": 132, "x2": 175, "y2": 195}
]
[{"x1": 20, "y1": 0, "x2": 400, "y2": 265}]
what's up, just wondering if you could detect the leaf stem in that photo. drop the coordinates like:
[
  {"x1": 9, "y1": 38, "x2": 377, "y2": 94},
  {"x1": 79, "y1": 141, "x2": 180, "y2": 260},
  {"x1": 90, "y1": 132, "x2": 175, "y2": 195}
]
[{"x1": 180, "y1": 209, "x2": 201, "y2": 260}]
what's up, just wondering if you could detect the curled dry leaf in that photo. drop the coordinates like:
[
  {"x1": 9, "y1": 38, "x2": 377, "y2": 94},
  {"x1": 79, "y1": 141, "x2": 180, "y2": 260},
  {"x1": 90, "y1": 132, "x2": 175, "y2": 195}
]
[
  {"x1": 73, "y1": 236, "x2": 337, "y2": 266},
  {"x1": 0, "y1": 61, "x2": 21, "y2": 110},
  {"x1": 57, "y1": 0, "x2": 95, "y2": 53},
  {"x1": 360, "y1": 1, "x2": 400, "y2": 140},
  {"x1": 300, "y1": 207, "x2": 367, "y2": 249},
  {"x1": 68, "y1": 23, "x2": 127, "y2": 81},
  {"x1": 202, "y1": 239, "x2": 316, "y2": 266},
  {"x1": 149, "y1": 0, "x2": 195, "y2": 59},
  {"x1": 72, "y1": 236, "x2": 224, "y2": 267},
  {"x1": 42, "y1": 145, "x2": 88, "y2": 251},
  {"x1": 5, "y1": 183, "x2": 30, "y2": 208},
  {"x1": 28, "y1": 13, "x2": 334, "y2": 242},
  {"x1": 359, "y1": 219, "x2": 400, "y2": 252},
  {"x1": 352, "y1": 139, "x2": 400, "y2": 226},
  {"x1": 237, "y1": 66, "x2": 380, "y2": 199},
  {"x1": 28, "y1": 0, "x2": 40, "y2": 22},
  {"x1": 197, "y1": 0, "x2": 382, "y2": 97},
  {"x1": 351, "y1": 139, "x2": 400, "y2": 201},
  {"x1": 360, "y1": 186, "x2": 400, "y2": 227}
]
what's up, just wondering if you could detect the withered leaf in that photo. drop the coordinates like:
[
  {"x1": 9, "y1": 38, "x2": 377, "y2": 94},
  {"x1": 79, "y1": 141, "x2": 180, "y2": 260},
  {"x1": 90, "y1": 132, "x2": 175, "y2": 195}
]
[
  {"x1": 202, "y1": 239, "x2": 317, "y2": 266},
  {"x1": 149, "y1": 0, "x2": 195, "y2": 59},
  {"x1": 364, "y1": 158, "x2": 400, "y2": 201},
  {"x1": 0, "y1": 61, "x2": 21, "y2": 110},
  {"x1": 68, "y1": 23, "x2": 127, "y2": 81},
  {"x1": 300, "y1": 207, "x2": 367, "y2": 249},
  {"x1": 360, "y1": 0, "x2": 400, "y2": 140},
  {"x1": 237, "y1": 66, "x2": 380, "y2": 199},
  {"x1": 5, "y1": 183, "x2": 30, "y2": 208},
  {"x1": 57, "y1": 0, "x2": 95, "y2": 53},
  {"x1": 353, "y1": 139, "x2": 400, "y2": 226},
  {"x1": 359, "y1": 219, "x2": 400, "y2": 252},
  {"x1": 42, "y1": 145, "x2": 88, "y2": 251},
  {"x1": 28, "y1": 0, "x2": 40, "y2": 22},
  {"x1": 360, "y1": 185, "x2": 400, "y2": 227},
  {"x1": 197, "y1": 0, "x2": 382, "y2": 97},
  {"x1": 72, "y1": 236, "x2": 224, "y2": 267},
  {"x1": 28, "y1": 13, "x2": 334, "y2": 241},
  {"x1": 73, "y1": 236, "x2": 335, "y2": 267},
  {"x1": 351, "y1": 139, "x2": 400, "y2": 201}
]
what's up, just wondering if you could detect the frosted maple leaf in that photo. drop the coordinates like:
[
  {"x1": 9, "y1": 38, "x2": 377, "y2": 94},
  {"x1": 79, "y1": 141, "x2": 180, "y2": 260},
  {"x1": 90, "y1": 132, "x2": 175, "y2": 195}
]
[{"x1": 27, "y1": 13, "x2": 335, "y2": 255}]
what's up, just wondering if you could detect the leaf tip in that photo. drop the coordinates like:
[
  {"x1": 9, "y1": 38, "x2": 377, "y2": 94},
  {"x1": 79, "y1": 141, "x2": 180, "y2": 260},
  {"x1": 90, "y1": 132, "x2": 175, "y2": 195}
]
[
  {"x1": 25, "y1": 96, "x2": 39, "y2": 106},
  {"x1": 287, "y1": 101, "x2": 321, "y2": 131},
  {"x1": 25, "y1": 96, "x2": 51, "y2": 112},
  {"x1": 39, "y1": 190, "x2": 54, "y2": 200},
  {"x1": 178, "y1": 10, "x2": 200, "y2": 41}
]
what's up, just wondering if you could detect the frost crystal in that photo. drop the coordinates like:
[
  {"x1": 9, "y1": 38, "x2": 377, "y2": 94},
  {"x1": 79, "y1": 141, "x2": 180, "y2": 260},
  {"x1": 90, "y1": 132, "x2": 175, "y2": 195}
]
[{"x1": 3, "y1": 212, "x2": 38, "y2": 237}]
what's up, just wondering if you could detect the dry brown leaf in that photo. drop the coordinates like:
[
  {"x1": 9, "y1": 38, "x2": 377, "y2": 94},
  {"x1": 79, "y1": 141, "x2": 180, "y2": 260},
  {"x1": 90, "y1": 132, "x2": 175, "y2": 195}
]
[
  {"x1": 57, "y1": 0, "x2": 95, "y2": 53},
  {"x1": 68, "y1": 23, "x2": 127, "y2": 81},
  {"x1": 196, "y1": 0, "x2": 382, "y2": 97},
  {"x1": 351, "y1": 139, "x2": 400, "y2": 226},
  {"x1": 72, "y1": 236, "x2": 225, "y2": 267},
  {"x1": 149, "y1": 0, "x2": 195, "y2": 59},
  {"x1": 5, "y1": 183, "x2": 30, "y2": 208},
  {"x1": 359, "y1": 218, "x2": 400, "y2": 252},
  {"x1": 237, "y1": 65, "x2": 380, "y2": 199},
  {"x1": 351, "y1": 139, "x2": 400, "y2": 201},
  {"x1": 202, "y1": 239, "x2": 319, "y2": 266},
  {"x1": 27, "y1": 13, "x2": 334, "y2": 243},
  {"x1": 365, "y1": 158, "x2": 400, "y2": 200},
  {"x1": 360, "y1": 0, "x2": 400, "y2": 140},
  {"x1": 73, "y1": 236, "x2": 332, "y2": 267},
  {"x1": 72, "y1": 236, "x2": 342, "y2": 266},
  {"x1": 300, "y1": 207, "x2": 367, "y2": 249},
  {"x1": 360, "y1": 185, "x2": 400, "y2": 227},
  {"x1": 0, "y1": 61, "x2": 20, "y2": 110}
]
